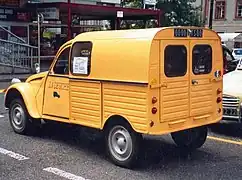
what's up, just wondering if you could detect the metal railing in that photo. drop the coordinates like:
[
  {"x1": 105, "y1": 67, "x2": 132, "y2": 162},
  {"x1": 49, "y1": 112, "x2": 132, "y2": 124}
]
[
  {"x1": 0, "y1": 39, "x2": 38, "y2": 73},
  {"x1": 0, "y1": 25, "x2": 26, "y2": 44},
  {"x1": 0, "y1": 25, "x2": 38, "y2": 74}
]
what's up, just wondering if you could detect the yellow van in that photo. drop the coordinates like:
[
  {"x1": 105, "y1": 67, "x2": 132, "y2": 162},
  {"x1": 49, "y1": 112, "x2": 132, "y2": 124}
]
[{"x1": 4, "y1": 27, "x2": 223, "y2": 168}]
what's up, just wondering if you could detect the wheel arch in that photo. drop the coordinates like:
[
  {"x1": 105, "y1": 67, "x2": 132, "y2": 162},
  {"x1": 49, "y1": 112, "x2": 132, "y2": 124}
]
[
  {"x1": 5, "y1": 85, "x2": 41, "y2": 119},
  {"x1": 102, "y1": 115, "x2": 140, "y2": 133}
]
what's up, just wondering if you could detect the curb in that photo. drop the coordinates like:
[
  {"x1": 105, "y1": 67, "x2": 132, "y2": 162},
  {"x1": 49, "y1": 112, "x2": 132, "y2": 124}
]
[{"x1": 0, "y1": 78, "x2": 27, "y2": 83}]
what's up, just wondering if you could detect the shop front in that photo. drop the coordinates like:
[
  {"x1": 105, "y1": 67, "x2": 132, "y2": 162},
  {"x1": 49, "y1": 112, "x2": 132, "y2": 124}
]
[
  {"x1": 0, "y1": 6, "x2": 31, "y2": 43},
  {"x1": 26, "y1": 2, "x2": 161, "y2": 57}
]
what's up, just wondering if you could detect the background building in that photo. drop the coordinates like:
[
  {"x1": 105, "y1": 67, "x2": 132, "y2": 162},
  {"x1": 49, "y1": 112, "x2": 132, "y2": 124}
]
[
  {"x1": 195, "y1": 0, "x2": 242, "y2": 49},
  {"x1": 196, "y1": 0, "x2": 242, "y2": 33},
  {"x1": 0, "y1": 0, "x2": 161, "y2": 73}
]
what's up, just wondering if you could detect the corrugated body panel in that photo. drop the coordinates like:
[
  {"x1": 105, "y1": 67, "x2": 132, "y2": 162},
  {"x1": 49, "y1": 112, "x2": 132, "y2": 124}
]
[
  {"x1": 190, "y1": 83, "x2": 213, "y2": 116},
  {"x1": 160, "y1": 80, "x2": 189, "y2": 122},
  {"x1": 103, "y1": 83, "x2": 148, "y2": 132},
  {"x1": 70, "y1": 80, "x2": 101, "y2": 128}
]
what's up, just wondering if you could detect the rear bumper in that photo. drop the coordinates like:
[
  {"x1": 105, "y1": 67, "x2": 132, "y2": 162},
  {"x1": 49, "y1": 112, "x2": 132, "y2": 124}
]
[{"x1": 222, "y1": 114, "x2": 241, "y2": 123}]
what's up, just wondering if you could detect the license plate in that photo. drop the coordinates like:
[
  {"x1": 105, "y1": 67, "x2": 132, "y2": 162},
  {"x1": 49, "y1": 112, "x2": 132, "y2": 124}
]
[{"x1": 223, "y1": 108, "x2": 238, "y2": 116}]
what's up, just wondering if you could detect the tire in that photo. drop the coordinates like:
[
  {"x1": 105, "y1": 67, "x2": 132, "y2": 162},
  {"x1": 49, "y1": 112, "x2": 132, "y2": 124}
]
[
  {"x1": 171, "y1": 126, "x2": 208, "y2": 150},
  {"x1": 9, "y1": 98, "x2": 37, "y2": 135},
  {"x1": 105, "y1": 121, "x2": 142, "y2": 169}
]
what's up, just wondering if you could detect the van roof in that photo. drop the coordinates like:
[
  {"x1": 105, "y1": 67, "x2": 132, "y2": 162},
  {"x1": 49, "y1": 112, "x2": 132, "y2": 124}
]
[
  {"x1": 73, "y1": 27, "x2": 219, "y2": 42},
  {"x1": 68, "y1": 27, "x2": 220, "y2": 83}
]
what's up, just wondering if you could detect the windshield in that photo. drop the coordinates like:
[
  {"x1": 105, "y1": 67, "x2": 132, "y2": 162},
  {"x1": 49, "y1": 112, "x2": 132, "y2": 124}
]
[{"x1": 233, "y1": 49, "x2": 242, "y2": 55}]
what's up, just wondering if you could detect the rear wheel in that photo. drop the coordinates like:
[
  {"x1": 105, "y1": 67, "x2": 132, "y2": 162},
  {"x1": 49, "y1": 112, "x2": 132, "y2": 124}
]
[
  {"x1": 171, "y1": 126, "x2": 208, "y2": 150},
  {"x1": 9, "y1": 98, "x2": 39, "y2": 135},
  {"x1": 105, "y1": 121, "x2": 142, "y2": 168}
]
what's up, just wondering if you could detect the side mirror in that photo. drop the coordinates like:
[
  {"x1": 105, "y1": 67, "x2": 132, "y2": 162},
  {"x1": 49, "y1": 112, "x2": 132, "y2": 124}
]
[{"x1": 35, "y1": 63, "x2": 40, "y2": 73}]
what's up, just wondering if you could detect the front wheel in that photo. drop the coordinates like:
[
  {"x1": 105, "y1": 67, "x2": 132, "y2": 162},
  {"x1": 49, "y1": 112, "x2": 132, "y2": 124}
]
[
  {"x1": 171, "y1": 126, "x2": 208, "y2": 150},
  {"x1": 9, "y1": 98, "x2": 37, "y2": 135},
  {"x1": 105, "y1": 122, "x2": 142, "y2": 169}
]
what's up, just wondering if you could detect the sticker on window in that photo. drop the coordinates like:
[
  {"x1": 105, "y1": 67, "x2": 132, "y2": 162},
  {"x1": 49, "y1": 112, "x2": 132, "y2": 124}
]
[{"x1": 73, "y1": 56, "x2": 88, "y2": 74}]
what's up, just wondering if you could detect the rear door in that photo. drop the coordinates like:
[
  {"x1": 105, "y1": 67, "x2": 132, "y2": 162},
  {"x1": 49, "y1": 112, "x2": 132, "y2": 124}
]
[
  {"x1": 160, "y1": 40, "x2": 190, "y2": 122},
  {"x1": 190, "y1": 40, "x2": 214, "y2": 119}
]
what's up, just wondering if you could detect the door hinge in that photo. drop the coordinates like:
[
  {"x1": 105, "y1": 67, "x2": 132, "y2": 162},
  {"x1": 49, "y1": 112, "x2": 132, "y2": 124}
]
[{"x1": 150, "y1": 83, "x2": 167, "y2": 89}]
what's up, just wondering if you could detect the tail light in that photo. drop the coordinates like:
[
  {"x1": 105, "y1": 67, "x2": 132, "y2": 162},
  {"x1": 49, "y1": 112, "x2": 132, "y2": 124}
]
[
  {"x1": 152, "y1": 107, "x2": 157, "y2": 114},
  {"x1": 217, "y1": 88, "x2": 222, "y2": 94},
  {"x1": 218, "y1": 108, "x2": 222, "y2": 113},
  {"x1": 217, "y1": 97, "x2": 222, "y2": 103},
  {"x1": 152, "y1": 97, "x2": 157, "y2": 104}
]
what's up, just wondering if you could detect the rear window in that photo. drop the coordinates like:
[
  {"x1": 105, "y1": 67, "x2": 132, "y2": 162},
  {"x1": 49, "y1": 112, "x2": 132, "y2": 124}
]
[
  {"x1": 192, "y1": 45, "x2": 212, "y2": 75},
  {"x1": 164, "y1": 45, "x2": 187, "y2": 77}
]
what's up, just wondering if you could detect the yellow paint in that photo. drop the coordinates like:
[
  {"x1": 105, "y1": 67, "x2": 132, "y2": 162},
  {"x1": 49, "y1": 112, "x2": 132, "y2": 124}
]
[
  {"x1": 208, "y1": 136, "x2": 242, "y2": 146},
  {"x1": 4, "y1": 27, "x2": 223, "y2": 135},
  {"x1": 0, "y1": 89, "x2": 5, "y2": 93},
  {"x1": 4, "y1": 83, "x2": 41, "y2": 119}
]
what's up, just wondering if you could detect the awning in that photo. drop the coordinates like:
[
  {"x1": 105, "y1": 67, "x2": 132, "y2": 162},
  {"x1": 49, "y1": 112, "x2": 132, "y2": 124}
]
[
  {"x1": 218, "y1": 33, "x2": 241, "y2": 42},
  {"x1": 59, "y1": 2, "x2": 161, "y2": 20},
  {"x1": 27, "y1": 2, "x2": 161, "y2": 20}
]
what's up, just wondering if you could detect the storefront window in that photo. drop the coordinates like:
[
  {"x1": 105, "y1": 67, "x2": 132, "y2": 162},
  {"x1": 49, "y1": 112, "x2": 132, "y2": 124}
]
[
  {"x1": 10, "y1": 26, "x2": 27, "y2": 42},
  {"x1": 0, "y1": 26, "x2": 8, "y2": 40},
  {"x1": 29, "y1": 25, "x2": 68, "y2": 56}
]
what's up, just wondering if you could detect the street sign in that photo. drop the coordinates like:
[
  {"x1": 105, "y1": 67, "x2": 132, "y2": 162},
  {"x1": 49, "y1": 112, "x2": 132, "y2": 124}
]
[
  {"x1": 117, "y1": 11, "x2": 123, "y2": 18},
  {"x1": 144, "y1": 0, "x2": 157, "y2": 5}
]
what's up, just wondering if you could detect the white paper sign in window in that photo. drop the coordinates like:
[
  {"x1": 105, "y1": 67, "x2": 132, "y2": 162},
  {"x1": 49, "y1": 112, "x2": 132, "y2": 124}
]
[{"x1": 73, "y1": 56, "x2": 88, "y2": 74}]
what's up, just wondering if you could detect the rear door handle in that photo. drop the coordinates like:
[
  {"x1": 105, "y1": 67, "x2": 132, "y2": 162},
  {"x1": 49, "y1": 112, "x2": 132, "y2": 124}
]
[{"x1": 53, "y1": 91, "x2": 60, "y2": 98}]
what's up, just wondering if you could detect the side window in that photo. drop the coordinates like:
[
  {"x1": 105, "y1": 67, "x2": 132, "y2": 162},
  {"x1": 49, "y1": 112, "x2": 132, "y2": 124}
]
[
  {"x1": 70, "y1": 41, "x2": 92, "y2": 75},
  {"x1": 164, "y1": 45, "x2": 187, "y2": 77},
  {"x1": 53, "y1": 47, "x2": 70, "y2": 75},
  {"x1": 192, "y1": 45, "x2": 212, "y2": 75}
]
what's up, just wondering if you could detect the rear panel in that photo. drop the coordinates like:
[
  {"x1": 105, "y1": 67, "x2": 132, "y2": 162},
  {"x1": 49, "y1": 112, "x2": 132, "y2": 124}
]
[{"x1": 148, "y1": 28, "x2": 223, "y2": 135}]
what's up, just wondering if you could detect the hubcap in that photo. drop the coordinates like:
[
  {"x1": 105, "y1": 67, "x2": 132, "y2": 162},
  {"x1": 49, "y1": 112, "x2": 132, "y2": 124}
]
[
  {"x1": 11, "y1": 104, "x2": 25, "y2": 130},
  {"x1": 108, "y1": 125, "x2": 132, "y2": 162}
]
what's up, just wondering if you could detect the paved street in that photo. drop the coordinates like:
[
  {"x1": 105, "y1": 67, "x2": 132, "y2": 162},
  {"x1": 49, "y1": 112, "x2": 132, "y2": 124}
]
[{"x1": 0, "y1": 93, "x2": 241, "y2": 180}]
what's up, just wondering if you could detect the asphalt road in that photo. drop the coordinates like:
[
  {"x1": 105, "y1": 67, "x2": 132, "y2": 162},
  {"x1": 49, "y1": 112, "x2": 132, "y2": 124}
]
[{"x1": 0, "y1": 93, "x2": 241, "y2": 180}]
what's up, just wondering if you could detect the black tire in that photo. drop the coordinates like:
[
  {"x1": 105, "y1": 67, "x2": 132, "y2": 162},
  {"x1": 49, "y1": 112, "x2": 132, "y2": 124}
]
[
  {"x1": 171, "y1": 126, "x2": 208, "y2": 150},
  {"x1": 9, "y1": 98, "x2": 37, "y2": 135},
  {"x1": 105, "y1": 121, "x2": 142, "y2": 169}
]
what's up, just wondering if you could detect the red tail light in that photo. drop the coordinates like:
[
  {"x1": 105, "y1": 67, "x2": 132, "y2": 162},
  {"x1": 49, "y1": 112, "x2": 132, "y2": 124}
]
[
  {"x1": 217, "y1": 97, "x2": 222, "y2": 103},
  {"x1": 152, "y1": 107, "x2": 157, "y2": 114},
  {"x1": 152, "y1": 97, "x2": 157, "y2": 104}
]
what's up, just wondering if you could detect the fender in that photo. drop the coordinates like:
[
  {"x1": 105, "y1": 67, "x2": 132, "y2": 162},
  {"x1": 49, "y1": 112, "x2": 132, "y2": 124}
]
[{"x1": 4, "y1": 83, "x2": 41, "y2": 119}]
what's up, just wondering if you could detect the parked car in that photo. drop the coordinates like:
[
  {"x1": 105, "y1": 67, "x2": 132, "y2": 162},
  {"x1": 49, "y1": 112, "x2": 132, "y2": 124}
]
[
  {"x1": 232, "y1": 48, "x2": 242, "y2": 61},
  {"x1": 222, "y1": 45, "x2": 238, "y2": 74},
  {"x1": 222, "y1": 59, "x2": 242, "y2": 123}
]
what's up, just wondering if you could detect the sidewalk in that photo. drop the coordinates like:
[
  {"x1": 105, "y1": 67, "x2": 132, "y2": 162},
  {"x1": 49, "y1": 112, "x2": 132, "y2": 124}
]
[
  {"x1": 0, "y1": 74, "x2": 31, "y2": 90},
  {"x1": 0, "y1": 74, "x2": 31, "y2": 82}
]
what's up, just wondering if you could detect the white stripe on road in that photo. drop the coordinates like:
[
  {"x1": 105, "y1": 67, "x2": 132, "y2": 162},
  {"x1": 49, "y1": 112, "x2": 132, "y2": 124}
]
[
  {"x1": 43, "y1": 167, "x2": 89, "y2": 180},
  {"x1": 0, "y1": 115, "x2": 4, "y2": 118},
  {"x1": 0, "y1": 147, "x2": 29, "y2": 160}
]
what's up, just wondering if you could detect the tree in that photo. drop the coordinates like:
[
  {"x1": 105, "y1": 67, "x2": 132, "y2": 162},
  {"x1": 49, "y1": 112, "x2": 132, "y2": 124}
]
[
  {"x1": 121, "y1": 0, "x2": 142, "y2": 8},
  {"x1": 156, "y1": 0, "x2": 204, "y2": 27}
]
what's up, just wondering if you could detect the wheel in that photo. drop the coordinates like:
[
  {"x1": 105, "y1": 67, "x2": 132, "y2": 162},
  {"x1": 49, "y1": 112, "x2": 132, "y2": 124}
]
[
  {"x1": 9, "y1": 98, "x2": 37, "y2": 135},
  {"x1": 105, "y1": 122, "x2": 142, "y2": 168},
  {"x1": 171, "y1": 126, "x2": 208, "y2": 150}
]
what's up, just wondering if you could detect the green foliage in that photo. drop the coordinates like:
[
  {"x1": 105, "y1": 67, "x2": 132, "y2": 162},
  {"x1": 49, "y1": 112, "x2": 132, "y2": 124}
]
[
  {"x1": 122, "y1": 0, "x2": 142, "y2": 8},
  {"x1": 156, "y1": 0, "x2": 204, "y2": 26}
]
